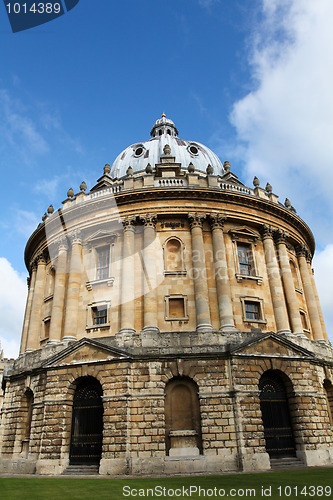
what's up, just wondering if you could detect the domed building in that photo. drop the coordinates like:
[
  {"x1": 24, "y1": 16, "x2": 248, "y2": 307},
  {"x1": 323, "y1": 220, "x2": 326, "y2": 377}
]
[{"x1": 0, "y1": 115, "x2": 333, "y2": 475}]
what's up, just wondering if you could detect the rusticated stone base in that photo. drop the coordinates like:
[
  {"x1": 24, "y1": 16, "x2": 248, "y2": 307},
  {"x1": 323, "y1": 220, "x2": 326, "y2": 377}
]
[
  {"x1": 298, "y1": 449, "x2": 333, "y2": 467},
  {"x1": 0, "y1": 458, "x2": 37, "y2": 474}
]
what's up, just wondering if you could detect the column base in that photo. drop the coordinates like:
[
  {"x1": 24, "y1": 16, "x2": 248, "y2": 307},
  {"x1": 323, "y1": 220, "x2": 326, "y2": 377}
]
[
  {"x1": 46, "y1": 339, "x2": 62, "y2": 345},
  {"x1": 141, "y1": 326, "x2": 160, "y2": 334},
  {"x1": 196, "y1": 324, "x2": 214, "y2": 332},
  {"x1": 277, "y1": 329, "x2": 292, "y2": 334},
  {"x1": 61, "y1": 336, "x2": 77, "y2": 342},
  {"x1": 219, "y1": 324, "x2": 239, "y2": 333},
  {"x1": 117, "y1": 328, "x2": 136, "y2": 336}
]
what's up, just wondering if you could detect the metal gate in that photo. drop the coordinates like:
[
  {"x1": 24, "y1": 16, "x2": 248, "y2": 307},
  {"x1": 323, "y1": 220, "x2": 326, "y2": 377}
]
[
  {"x1": 70, "y1": 378, "x2": 103, "y2": 465},
  {"x1": 259, "y1": 373, "x2": 296, "y2": 458}
]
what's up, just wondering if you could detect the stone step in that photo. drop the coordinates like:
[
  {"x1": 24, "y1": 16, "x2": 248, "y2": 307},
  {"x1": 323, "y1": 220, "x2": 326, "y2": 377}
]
[
  {"x1": 270, "y1": 457, "x2": 304, "y2": 469},
  {"x1": 62, "y1": 464, "x2": 99, "y2": 475}
]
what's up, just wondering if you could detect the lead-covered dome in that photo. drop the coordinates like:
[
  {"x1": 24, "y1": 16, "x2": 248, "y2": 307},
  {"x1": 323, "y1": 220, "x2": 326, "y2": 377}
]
[{"x1": 110, "y1": 115, "x2": 225, "y2": 179}]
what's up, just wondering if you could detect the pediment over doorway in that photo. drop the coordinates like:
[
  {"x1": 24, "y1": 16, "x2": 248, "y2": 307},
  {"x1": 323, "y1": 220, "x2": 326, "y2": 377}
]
[
  {"x1": 42, "y1": 338, "x2": 131, "y2": 368},
  {"x1": 230, "y1": 332, "x2": 315, "y2": 359}
]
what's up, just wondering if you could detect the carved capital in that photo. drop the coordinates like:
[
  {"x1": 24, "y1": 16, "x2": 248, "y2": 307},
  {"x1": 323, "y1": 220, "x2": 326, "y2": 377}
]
[
  {"x1": 188, "y1": 212, "x2": 206, "y2": 229},
  {"x1": 260, "y1": 224, "x2": 275, "y2": 241},
  {"x1": 275, "y1": 229, "x2": 289, "y2": 245},
  {"x1": 121, "y1": 216, "x2": 136, "y2": 231},
  {"x1": 55, "y1": 236, "x2": 68, "y2": 252},
  {"x1": 296, "y1": 244, "x2": 311, "y2": 262},
  {"x1": 69, "y1": 229, "x2": 82, "y2": 245},
  {"x1": 209, "y1": 213, "x2": 227, "y2": 230},
  {"x1": 140, "y1": 213, "x2": 157, "y2": 228}
]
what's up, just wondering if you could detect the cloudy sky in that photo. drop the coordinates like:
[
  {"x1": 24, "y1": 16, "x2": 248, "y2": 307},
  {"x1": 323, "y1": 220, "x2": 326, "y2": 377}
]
[{"x1": 0, "y1": 0, "x2": 332, "y2": 357}]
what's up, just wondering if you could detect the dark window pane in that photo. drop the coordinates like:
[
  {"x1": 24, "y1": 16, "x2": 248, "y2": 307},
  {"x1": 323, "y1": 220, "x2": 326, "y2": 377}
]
[
  {"x1": 237, "y1": 243, "x2": 254, "y2": 276},
  {"x1": 93, "y1": 307, "x2": 107, "y2": 325},
  {"x1": 97, "y1": 247, "x2": 109, "y2": 280},
  {"x1": 245, "y1": 301, "x2": 260, "y2": 320}
]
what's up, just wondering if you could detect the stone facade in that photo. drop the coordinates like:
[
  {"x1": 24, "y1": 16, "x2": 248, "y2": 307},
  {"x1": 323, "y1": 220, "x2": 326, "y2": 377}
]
[{"x1": 0, "y1": 116, "x2": 332, "y2": 475}]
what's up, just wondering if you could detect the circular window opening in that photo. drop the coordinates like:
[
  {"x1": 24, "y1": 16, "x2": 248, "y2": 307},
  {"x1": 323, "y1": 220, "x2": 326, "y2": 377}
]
[
  {"x1": 189, "y1": 145, "x2": 199, "y2": 156},
  {"x1": 134, "y1": 146, "x2": 144, "y2": 157}
]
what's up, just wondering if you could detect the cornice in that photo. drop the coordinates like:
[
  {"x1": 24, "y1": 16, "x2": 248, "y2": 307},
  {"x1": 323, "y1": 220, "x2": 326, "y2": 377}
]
[{"x1": 24, "y1": 185, "x2": 315, "y2": 270}]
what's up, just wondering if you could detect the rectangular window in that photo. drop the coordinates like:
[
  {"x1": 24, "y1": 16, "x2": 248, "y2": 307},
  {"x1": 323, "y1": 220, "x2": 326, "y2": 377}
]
[
  {"x1": 93, "y1": 306, "x2": 108, "y2": 325},
  {"x1": 237, "y1": 243, "x2": 254, "y2": 276},
  {"x1": 245, "y1": 301, "x2": 260, "y2": 320},
  {"x1": 97, "y1": 246, "x2": 109, "y2": 280}
]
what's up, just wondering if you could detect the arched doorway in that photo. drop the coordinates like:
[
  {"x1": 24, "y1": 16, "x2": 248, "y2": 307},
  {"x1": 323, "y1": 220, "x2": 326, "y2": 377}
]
[
  {"x1": 70, "y1": 377, "x2": 104, "y2": 465},
  {"x1": 259, "y1": 371, "x2": 296, "y2": 458},
  {"x1": 165, "y1": 377, "x2": 202, "y2": 456}
]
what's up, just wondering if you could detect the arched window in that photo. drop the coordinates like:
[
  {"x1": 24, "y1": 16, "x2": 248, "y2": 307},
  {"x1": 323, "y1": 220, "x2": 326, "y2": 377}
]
[
  {"x1": 24, "y1": 389, "x2": 34, "y2": 440},
  {"x1": 290, "y1": 260, "x2": 300, "y2": 290},
  {"x1": 324, "y1": 380, "x2": 333, "y2": 425},
  {"x1": 159, "y1": 130, "x2": 162, "y2": 136},
  {"x1": 70, "y1": 377, "x2": 104, "y2": 465},
  {"x1": 165, "y1": 377, "x2": 202, "y2": 456},
  {"x1": 21, "y1": 389, "x2": 34, "y2": 456},
  {"x1": 163, "y1": 238, "x2": 185, "y2": 274},
  {"x1": 259, "y1": 371, "x2": 296, "y2": 458}
]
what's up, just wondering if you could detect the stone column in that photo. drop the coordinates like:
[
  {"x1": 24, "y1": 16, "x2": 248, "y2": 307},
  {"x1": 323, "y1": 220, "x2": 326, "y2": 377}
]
[
  {"x1": 26, "y1": 253, "x2": 47, "y2": 351},
  {"x1": 20, "y1": 265, "x2": 37, "y2": 354},
  {"x1": 48, "y1": 238, "x2": 68, "y2": 343},
  {"x1": 308, "y1": 262, "x2": 328, "y2": 341},
  {"x1": 188, "y1": 212, "x2": 213, "y2": 331},
  {"x1": 275, "y1": 230, "x2": 303, "y2": 334},
  {"x1": 63, "y1": 230, "x2": 82, "y2": 341},
  {"x1": 297, "y1": 246, "x2": 323, "y2": 340},
  {"x1": 209, "y1": 214, "x2": 236, "y2": 332},
  {"x1": 119, "y1": 217, "x2": 136, "y2": 335},
  {"x1": 140, "y1": 214, "x2": 159, "y2": 333},
  {"x1": 261, "y1": 225, "x2": 290, "y2": 334}
]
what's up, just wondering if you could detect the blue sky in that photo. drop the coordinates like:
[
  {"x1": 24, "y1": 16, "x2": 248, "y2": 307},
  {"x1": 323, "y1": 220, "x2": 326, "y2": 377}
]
[{"x1": 1, "y1": 0, "x2": 333, "y2": 357}]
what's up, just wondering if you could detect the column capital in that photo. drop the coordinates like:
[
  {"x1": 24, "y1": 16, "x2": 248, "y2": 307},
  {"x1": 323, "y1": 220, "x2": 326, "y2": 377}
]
[
  {"x1": 275, "y1": 229, "x2": 289, "y2": 245},
  {"x1": 121, "y1": 216, "x2": 136, "y2": 231},
  {"x1": 69, "y1": 229, "x2": 82, "y2": 245},
  {"x1": 188, "y1": 212, "x2": 206, "y2": 229},
  {"x1": 140, "y1": 213, "x2": 157, "y2": 228},
  {"x1": 209, "y1": 212, "x2": 227, "y2": 230},
  {"x1": 55, "y1": 236, "x2": 68, "y2": 252},
  {"x1": 260, "y1": 224, "x2": 275, "y2": 240},
  {"x1": 34, "y1": 251, "x2": 47, "y2": 267},
  {"x1": 296, "y1": 244, "x2": 312, "y2": 261}
]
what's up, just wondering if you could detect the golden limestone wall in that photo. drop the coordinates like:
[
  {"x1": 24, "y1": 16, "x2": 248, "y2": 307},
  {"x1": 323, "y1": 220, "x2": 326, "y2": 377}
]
[{"x1": 19, "y1": 195, "x2": 327, "y2": 353}]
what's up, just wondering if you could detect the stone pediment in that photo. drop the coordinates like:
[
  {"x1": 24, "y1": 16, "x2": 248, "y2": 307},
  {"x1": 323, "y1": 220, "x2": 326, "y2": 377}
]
[
  {"x1": 230, "y1": 332, "x2": 315, "y2": 359},
  {"x1": 42, "y1": 338, "x2": 130, "y2": 368},
  {"x1": 85, "y1": 230, "x2": 118, "y2": 245},
  {"x1": 229, "y1": 226, "x2": 260, "y2": 242}
]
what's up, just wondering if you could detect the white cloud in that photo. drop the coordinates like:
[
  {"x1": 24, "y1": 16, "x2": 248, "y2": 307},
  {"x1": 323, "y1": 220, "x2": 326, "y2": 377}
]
[
  {"x1": 198, "y1": 0, "x2": 219, "y2": 7},
  {"x1": 0, "y1": 89, "x2": 49, "y2": 156},
  {"x1": 229, "y1": 0, "x2": 333, "y2": 227},
  {"x1": 313, "y1": 245, "x2": 333, "y2": 344},
  {"x1": 14, "y1": 209, "x2": 40, "y2": 238},
  {"x1": 0, "y1": 258, "x2": 27, "y2": 359},
  {"x1": 228, "y1": 0, "x2": 333, "y2": 340}
]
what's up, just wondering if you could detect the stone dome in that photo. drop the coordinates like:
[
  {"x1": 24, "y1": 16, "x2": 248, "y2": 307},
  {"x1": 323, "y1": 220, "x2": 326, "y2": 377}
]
[{"x1": 110, "y1": 115, "x2": 225, "y2": 179}]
